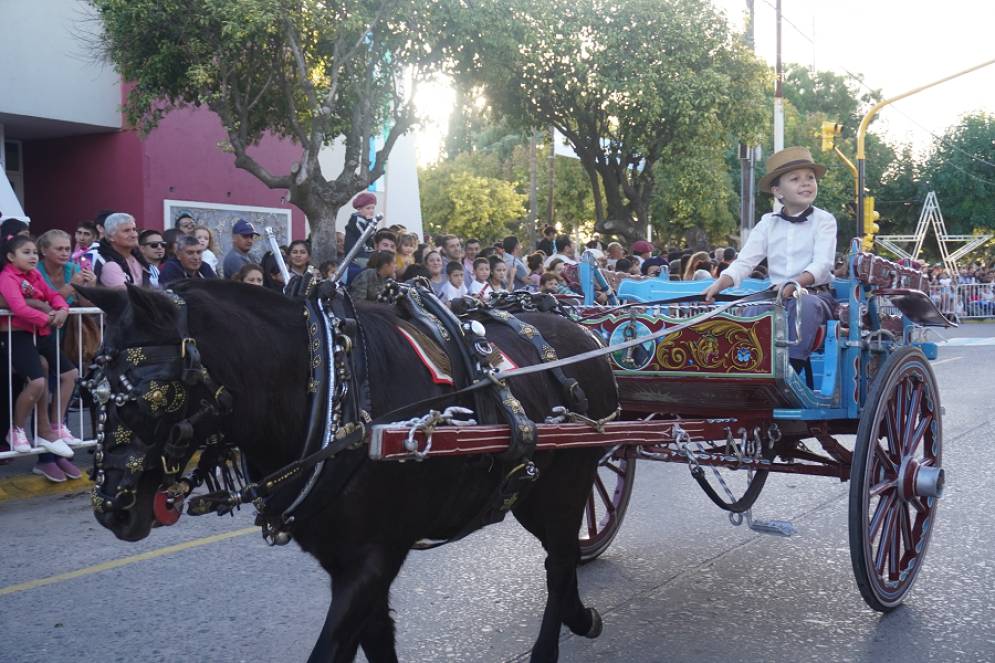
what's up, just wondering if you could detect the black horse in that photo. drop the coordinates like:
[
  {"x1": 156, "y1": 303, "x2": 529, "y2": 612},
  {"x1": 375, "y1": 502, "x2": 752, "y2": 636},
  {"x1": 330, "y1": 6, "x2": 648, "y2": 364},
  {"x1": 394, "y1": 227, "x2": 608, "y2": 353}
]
[{"x1": 81, "y1": 281, "x2": 618, "y2": 662}]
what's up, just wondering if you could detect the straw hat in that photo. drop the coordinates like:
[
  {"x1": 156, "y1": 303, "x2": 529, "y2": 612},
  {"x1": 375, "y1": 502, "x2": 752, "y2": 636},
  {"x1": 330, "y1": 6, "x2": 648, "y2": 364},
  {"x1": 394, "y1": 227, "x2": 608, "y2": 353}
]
[{"x1": 758, "y1": 146, "x2": 827, "y2": 193}]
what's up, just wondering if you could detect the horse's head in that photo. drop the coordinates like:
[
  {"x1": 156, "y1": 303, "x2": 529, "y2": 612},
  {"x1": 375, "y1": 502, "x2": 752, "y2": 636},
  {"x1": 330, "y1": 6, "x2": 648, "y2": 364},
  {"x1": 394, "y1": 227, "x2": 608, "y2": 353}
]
[{"x1": 79, "y1": 285, "x2": 230, "y2": 541}]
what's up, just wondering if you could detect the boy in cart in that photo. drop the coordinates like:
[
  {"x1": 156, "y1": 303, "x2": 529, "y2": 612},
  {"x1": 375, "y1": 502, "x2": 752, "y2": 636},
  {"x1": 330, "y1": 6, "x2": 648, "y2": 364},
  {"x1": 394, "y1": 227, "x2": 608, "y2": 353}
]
[{"x1": 703, "y1": 146, "x2": 837, "y2": 384}]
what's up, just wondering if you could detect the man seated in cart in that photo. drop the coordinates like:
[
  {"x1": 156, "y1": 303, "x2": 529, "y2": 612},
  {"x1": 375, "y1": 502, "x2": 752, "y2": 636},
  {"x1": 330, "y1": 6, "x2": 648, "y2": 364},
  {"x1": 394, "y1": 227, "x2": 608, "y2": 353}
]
[{"x1": 703, "y1": 146, "x2": 837, "y2": 384}]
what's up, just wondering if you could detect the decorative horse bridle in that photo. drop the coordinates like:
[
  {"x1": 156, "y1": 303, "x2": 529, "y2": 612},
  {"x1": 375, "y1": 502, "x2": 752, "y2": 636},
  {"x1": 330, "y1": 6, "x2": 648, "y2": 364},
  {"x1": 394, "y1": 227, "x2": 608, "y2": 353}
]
[
  {"x1": 83, "y1": 292, "x2": 234, "y2": 521},
  {"x1": 83, "y1": 287, "x2": 368, "y2": 542}
]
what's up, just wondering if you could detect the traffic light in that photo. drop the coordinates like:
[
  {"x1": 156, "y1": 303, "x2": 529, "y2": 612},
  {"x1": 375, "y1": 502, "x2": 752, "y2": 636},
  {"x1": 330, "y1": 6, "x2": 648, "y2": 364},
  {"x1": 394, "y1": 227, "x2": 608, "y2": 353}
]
[
  {"x1": 820, "y1": 121, "x2": 842, "y2": 152},
  {"x1": 862, "y1": 195, "x2": 880, "y2": 251}
]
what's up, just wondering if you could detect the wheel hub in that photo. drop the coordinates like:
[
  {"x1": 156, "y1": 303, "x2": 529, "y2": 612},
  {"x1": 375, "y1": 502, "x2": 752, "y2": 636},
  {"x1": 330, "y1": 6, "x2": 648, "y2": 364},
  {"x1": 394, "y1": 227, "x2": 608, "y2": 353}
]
[{"x1": 898, "y1": 457, "x2": 945, "y2": 500}]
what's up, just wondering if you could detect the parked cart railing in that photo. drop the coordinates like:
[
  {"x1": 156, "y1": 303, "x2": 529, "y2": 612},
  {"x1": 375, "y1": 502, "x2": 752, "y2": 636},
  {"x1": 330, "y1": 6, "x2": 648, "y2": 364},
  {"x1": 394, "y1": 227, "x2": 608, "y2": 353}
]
[{"x1": 1, "y1": 307, "x2": 103, "y2": 460}]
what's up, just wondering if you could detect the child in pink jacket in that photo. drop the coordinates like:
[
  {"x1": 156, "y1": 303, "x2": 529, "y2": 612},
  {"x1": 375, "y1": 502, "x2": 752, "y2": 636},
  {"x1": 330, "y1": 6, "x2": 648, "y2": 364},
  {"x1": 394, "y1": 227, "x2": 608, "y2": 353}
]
[{"x1": 1, "y1": 235, "x2": 77, "y2": 460}]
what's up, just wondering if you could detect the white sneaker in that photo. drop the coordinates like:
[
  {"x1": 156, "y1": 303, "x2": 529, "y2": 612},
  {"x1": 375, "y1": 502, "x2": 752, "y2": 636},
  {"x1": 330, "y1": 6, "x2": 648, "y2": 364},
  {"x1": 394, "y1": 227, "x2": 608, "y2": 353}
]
[
  {"x1": 35, "y1": 436, "x2": 74, "y2": 458},
  {"x1": 7, "y1": 427, "x2": 32, "y2": 453},
  {"x1": 52, "y1": 423, "x2": 83, "y2": 445}
]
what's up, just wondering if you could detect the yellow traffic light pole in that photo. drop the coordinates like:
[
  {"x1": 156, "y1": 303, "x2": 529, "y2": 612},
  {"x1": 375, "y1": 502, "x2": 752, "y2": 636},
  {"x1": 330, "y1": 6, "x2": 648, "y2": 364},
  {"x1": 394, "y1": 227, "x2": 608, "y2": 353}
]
[{"x1": 856, "y1": 57, "x2": 995, "y2": 244}]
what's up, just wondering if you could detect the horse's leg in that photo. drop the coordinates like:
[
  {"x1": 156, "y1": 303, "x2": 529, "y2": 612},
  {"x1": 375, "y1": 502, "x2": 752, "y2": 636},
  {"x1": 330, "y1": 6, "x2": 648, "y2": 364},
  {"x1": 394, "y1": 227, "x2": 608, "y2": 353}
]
[
  {"x1": 357, "y1": 591, "x2": 398, "y2": 663},
  {"x1": 513, "y1": 452, "x2": 602, "y2": 663},
  {"x1": 307, "y1": 544, "x2": 408, "y2": 663}
]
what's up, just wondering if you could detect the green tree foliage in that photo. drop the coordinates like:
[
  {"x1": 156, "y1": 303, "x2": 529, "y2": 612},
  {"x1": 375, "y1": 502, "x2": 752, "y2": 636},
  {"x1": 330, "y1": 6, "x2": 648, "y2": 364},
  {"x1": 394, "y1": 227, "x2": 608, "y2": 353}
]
[
  {"x1": 874, "y1": 144, "x2": 925, "y2": 238},
  {"x1": 91, "y1": 0, "x2": 448, "y2": 260},
  {"x1": 450, "y1": 0, "x2": 769, "y2": 241},
  {"x1": 419, "y1": 160, "x2": 526, "y2": 245},
  {"x1": 922, "y1": 112, "x2": 995, "y2": 234},
  {"x1": 782, "y1": 63, "x2": 880, "y2": 126},
  {"x1": 433, "y1": 111, "x2": 599, "y2": 242}
]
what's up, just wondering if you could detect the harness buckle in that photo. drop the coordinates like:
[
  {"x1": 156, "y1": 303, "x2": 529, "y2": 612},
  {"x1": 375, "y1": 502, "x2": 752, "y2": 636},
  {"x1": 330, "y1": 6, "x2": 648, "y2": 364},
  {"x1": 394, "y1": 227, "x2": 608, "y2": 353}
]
[{"x1": 162, "y1": 456, "x2": 182, "y2": 476}]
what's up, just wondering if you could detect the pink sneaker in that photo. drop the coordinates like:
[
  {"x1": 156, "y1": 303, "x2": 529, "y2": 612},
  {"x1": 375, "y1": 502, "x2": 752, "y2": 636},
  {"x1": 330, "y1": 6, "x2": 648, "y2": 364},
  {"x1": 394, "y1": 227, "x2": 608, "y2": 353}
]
[
  {"x1": 51, "y1": 423, "x2": 83, "y2": 445},
  {"x1": 33, "y1": 461, "x2": 67, "y2": 483},
  {"x1": 6, "y1": 427, "x2": 31, "y2": 453},
  {"x1": 54, "y1": 457, "x2": 82, "y2": 480}
]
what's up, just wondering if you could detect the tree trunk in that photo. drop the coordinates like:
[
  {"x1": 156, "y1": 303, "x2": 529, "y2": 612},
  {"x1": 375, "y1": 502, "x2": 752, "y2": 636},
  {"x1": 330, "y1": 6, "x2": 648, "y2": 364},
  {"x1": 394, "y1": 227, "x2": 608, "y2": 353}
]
[
  {"x1": 596, "y1": 165, "x2": 642, "y2": 241},
  {"x1": 309, "y1": 206, "x2": 343, "y2": 266}
]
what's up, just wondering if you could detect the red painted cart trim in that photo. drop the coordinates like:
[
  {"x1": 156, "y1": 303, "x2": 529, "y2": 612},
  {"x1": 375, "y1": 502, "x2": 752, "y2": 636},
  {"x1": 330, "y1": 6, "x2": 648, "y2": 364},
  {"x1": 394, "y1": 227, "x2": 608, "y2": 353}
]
[{"x1": 369, "y1": 417, "x2": 848, "y2": 479}]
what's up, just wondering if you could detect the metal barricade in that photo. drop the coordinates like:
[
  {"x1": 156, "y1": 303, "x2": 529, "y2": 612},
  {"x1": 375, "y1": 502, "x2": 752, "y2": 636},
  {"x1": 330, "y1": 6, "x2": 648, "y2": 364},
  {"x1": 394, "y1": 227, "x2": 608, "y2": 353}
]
[
  {"x1": 1, "y1": 307, "x2": 103, "y2": 460},
  {"x1": 928, "y1": 283, "x2": 995, "y2": 320}
]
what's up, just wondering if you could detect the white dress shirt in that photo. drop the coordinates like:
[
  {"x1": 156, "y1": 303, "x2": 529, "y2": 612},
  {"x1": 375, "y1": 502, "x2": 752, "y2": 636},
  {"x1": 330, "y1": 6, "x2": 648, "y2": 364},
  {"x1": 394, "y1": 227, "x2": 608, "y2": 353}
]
[{"x1": 721, "y1": 206, "x2": 837, "y2": 287}]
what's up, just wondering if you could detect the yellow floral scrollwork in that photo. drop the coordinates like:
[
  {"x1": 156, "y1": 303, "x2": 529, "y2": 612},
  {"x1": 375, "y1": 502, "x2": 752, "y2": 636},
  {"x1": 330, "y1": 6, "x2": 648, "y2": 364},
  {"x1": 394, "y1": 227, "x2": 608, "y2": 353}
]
[{"x1": 655, "y1": 319, "x2": 765, "y2": 372}]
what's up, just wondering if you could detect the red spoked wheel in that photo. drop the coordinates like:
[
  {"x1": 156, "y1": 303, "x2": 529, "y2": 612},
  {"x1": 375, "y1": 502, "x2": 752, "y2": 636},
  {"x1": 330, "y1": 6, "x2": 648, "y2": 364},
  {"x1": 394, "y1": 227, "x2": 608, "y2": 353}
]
[
  {"x1": 849, "y1": 346, "x2": 944, "y2": 612},
  {"x1": 579, "y1": 445, "x2": 637, "y2": 563}
]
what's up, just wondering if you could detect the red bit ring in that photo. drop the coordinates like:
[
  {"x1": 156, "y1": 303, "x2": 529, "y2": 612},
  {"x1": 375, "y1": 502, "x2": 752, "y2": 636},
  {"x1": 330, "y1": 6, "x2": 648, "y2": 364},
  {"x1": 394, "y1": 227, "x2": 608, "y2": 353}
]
[{"x1": 153, "y1": 489, "x2": 183, "y2": 526}]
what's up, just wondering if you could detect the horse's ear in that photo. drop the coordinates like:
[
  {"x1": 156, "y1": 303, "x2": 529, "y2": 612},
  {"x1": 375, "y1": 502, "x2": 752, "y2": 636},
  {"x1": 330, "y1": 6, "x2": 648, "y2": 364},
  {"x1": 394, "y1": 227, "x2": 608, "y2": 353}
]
[
  {"x1": 75, "y1": 285, "x2": 129, "y2": 320},
  {"x1": 125, "y1": 284, "x2": 169, "y2": 322}
]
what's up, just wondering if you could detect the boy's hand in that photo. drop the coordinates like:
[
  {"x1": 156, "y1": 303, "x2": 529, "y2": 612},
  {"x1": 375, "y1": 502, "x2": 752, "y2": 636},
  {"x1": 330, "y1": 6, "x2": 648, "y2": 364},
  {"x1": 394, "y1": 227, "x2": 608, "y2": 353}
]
[{"x1": 703, "y1": 275, "x2": 733, "y2": 303}]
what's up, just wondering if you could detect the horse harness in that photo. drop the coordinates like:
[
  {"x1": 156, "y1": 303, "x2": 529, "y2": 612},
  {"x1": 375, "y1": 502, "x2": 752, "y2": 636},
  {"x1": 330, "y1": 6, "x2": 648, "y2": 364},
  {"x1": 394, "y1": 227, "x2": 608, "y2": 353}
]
[{"x1": 83, "y1": 283, "x2": 593, "y2": 548}]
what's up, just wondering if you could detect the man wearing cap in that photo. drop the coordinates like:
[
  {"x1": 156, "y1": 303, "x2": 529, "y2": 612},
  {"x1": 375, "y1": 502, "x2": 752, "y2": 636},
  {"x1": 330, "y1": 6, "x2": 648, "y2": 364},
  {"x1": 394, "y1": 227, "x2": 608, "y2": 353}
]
[
  {"x1": 222, "y1": 218, "x2": 259, "y2": 279},
  {"x1": 704, "y1": 146, "x2": 837, "y2": 384}
]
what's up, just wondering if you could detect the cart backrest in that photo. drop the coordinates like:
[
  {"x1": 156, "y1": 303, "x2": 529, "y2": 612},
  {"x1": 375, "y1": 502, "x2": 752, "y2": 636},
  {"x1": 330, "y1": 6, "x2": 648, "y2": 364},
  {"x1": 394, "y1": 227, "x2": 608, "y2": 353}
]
[{"x1": 854, "y1": 253, "x2": 927, "y2": 291}]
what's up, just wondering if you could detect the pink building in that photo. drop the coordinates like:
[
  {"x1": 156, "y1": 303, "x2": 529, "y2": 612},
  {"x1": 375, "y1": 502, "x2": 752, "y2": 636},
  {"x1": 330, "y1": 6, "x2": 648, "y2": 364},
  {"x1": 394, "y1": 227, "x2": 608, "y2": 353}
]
[{"x1": 1, "y1": 1, "x2": 304, "y2": 242}]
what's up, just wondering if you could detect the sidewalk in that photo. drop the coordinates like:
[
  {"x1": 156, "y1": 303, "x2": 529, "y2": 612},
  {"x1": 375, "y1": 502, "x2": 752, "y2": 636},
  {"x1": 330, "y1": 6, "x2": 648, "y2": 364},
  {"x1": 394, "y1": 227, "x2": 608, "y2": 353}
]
[
  {"x1": 0, "y1": 407, "x2": 94, "y2": 503},
  {"x1": 0, "y1": 453, "x2": 92, "y2": 503}
]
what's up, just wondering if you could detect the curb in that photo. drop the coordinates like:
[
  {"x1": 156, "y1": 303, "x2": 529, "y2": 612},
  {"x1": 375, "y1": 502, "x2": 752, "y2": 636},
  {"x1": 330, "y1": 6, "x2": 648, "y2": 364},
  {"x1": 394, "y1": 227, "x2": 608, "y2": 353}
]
[{"x1": 0, "y1": 472, "x2": 92, "y2": 504}]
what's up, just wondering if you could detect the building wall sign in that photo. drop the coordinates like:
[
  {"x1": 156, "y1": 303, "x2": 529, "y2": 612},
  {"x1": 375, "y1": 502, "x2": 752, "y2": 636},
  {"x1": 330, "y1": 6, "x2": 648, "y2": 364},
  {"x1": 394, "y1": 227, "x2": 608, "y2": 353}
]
[{"x1": 163, "y1": 199, "x2": 292, "y2": 263}]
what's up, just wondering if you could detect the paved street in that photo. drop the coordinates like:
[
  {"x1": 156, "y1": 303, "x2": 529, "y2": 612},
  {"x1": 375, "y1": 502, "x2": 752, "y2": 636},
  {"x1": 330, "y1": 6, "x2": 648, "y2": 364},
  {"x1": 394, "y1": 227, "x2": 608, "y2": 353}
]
[{"x1": 1, "y1": 324, "x2": 993, "y2": 663}]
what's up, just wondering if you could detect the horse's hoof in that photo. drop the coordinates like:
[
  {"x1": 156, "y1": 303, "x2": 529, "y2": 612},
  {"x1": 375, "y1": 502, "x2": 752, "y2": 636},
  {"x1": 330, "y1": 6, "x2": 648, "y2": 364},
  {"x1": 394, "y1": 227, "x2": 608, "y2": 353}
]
[{"x1": 585, "y1": 607, "x2": 603, "y2": 638}]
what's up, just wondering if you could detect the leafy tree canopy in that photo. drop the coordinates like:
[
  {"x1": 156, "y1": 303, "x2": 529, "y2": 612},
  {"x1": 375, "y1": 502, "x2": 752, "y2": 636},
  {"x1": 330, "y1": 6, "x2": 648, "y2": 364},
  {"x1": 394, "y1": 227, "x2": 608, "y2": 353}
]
[
  {"x1": 449, "y1": 0, "x2": 769, "y2": 240},
  {"x1": 91, "y1": 0, "x2": 451, "y2": 259},
  {"x1": 419, "y1": 160, "x2": 527, "y2": 245},
  {"x1": 922, "y1": 112, "x2": 995, "y2": 234}
]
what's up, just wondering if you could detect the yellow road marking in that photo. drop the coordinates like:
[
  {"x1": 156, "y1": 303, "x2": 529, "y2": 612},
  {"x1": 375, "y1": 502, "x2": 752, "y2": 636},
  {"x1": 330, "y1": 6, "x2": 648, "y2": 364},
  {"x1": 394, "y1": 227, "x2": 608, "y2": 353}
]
[{"x1": 0, "y1": 526, "x2": 257, "y2": 598}]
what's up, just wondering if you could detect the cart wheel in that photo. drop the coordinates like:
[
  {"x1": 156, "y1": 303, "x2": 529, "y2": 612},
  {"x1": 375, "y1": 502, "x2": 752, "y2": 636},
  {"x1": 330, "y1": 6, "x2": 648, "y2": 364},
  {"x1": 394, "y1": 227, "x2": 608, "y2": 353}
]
[
  {"x1": 579, "y1": 446, "x2": 636, "y2": 563},
  {"x1": 849, "y1": 346, "x2": 943, "y2": 612}
]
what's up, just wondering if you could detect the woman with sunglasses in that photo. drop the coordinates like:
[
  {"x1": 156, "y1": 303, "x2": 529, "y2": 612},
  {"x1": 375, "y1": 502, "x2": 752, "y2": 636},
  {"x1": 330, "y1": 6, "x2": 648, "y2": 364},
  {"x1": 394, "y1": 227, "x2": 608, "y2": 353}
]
[{"x1": 138, "y1": 229, "x2": 166, "y2": 288}]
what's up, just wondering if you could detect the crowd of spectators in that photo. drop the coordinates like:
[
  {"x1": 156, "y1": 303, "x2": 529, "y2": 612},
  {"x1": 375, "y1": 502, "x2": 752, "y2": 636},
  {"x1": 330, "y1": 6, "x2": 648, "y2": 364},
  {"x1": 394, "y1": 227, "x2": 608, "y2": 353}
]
[
  {"x1": 5, "y1": 190, "x2": 991, "y2": 478},
  {"x1": 925, "y1": 262, "x2": 995, "y2": 320}
]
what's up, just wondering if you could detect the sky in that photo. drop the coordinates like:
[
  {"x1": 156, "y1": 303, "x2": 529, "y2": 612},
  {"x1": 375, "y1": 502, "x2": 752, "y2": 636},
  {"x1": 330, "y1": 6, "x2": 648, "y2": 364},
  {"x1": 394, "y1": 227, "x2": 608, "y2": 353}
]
[{"x1": 413, "y1": 0, "x2": 995, "y2": 165}]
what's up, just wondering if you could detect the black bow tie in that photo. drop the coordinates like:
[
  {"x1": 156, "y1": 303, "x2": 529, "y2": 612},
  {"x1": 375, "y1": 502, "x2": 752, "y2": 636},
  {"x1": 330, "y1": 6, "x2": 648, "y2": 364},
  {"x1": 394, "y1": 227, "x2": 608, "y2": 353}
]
[{"x1": 776, "y1": 206, "x2": 814, "y2": 224}]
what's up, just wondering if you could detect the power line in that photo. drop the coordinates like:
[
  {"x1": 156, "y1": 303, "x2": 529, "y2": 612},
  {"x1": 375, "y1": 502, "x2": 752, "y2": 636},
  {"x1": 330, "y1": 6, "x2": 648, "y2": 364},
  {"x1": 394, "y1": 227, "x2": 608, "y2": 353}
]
[
  {"x1": 931, "y1": 156, "x2": 995, "y2": 187},
  {"x1": 759, "y1": 0, "x2": 813, "y2": 45},
  {"x1": 757, "y1": 1, "x2": 995, "y2": 172},
  {"x1": 886, "y1": 105, "x2": 995, "y2": 169}
]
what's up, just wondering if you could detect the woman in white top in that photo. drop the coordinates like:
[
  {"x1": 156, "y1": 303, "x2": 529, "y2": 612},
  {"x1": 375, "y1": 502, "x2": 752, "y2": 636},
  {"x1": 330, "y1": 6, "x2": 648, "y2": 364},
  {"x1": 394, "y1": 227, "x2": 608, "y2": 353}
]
[{"x1": 704, "y1": 147, "x2": 836, "y2": 376}]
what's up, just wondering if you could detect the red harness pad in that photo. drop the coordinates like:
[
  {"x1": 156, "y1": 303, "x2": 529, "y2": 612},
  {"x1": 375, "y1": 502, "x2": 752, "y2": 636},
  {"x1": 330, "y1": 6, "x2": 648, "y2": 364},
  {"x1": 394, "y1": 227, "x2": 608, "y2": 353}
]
[{"x1": 395, "y1": 323, "x2": 519, "y2": 385}]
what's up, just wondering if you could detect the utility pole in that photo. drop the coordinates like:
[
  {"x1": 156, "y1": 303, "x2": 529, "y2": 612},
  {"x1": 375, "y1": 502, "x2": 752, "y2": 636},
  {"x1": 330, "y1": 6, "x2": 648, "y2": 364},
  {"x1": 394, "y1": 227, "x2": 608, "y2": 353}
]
[
  {"x1": 546, "y1": 125, "x2": 556, "y2": 227},
  {"x1": 529, "y1": 129, "x2": 539, "y2": 241},
  {"x1": 773, "y1": 0, "x2": 784, "y2": 154},
  {"x1": 771, "y1": 0, "x2": 784, "y2": 215},
  {"x1": 738, "y1": 0, "x2": 757, "y2": 246}
]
